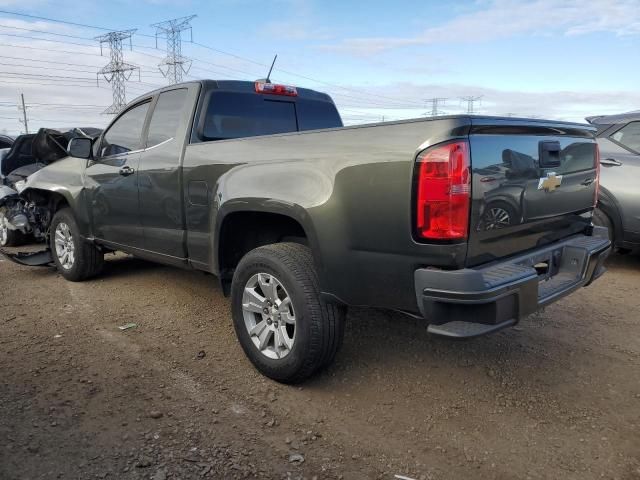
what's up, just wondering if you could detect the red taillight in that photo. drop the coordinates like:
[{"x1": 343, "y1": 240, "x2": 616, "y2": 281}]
[
  {"x1": 594, "y1": 143, "x2": 600, "y2": 207},
  {"x1": 415, "y1": 140, "x2": 471, "y2": 240},
  {"x1": 255, "y1": 81, "x2": 297, "y2": 96}
]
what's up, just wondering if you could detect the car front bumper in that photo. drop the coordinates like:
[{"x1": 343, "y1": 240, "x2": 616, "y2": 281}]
[{"x1": 414, "y1": 226, "x2": 611, "y2": 338}]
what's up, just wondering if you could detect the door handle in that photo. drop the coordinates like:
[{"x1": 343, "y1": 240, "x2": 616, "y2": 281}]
[
  {"x1": 600, "y1": 158, "x2": 622, "y2": 167},
  {"x1": 581, "y1": 178, "x2": 594, "y2": 186},
  {"x1": 119, "y1": 166, "x2": 135, "y2": 176}
]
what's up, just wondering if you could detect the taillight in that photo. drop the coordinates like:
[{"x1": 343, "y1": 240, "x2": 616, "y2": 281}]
[
  {"x1": 594, "y1": 143, "x2": 600, "y2": 207},
  {"x1": 255, "y1": 81, "x2": 297, "y2": 96},
  {"x1": 415, "y1": 140, "x2": 471, "y2": 240}
]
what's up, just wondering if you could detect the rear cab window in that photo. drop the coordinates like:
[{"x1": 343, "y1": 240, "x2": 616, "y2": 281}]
[
  {"x1": 198, "y1": 84, "x2": 342, "y2": 142},
  {"x1": 203, "y1": 93, "x2": 297, "y2": 141}
]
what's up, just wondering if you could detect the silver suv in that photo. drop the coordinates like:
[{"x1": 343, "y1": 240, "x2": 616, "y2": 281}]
[{"x1": 587, "y1": 112, "x2": 640, "y2": 251}]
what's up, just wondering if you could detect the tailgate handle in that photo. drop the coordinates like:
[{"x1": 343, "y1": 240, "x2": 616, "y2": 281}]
[{"x1": 539, "y1": 140, "x2": 561, "y2": 168}]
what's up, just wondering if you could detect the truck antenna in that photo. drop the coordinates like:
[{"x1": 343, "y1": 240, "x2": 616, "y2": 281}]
[{"x1": 265, "y1": 55, "x2": 278, "y2": 83}]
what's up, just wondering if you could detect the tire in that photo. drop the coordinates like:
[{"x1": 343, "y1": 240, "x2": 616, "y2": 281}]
[
  {"x1": 50, "y1": 208, "x2": 104, "y2": 281},
  {"x1": 0, "y1": 207, "x2": 26, "y2": 247},
  {"x1": 592, "y1": 207, "x2": 614, "y2": 244},
  {"x1": 230, "y1": 242, "x2": 345, "y2": 383}
]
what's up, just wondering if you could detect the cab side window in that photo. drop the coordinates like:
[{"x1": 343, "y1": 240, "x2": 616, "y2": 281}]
[
  {"x1": 146, "y1": 89, "x2": 188, "y2": 148},
  {"x1": 100, "y1": 101, "x2": 150, "y2": 157}
]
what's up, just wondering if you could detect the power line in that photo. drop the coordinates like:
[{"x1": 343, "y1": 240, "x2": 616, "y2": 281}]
[
  {"x1": 0, "y1": 9, "x2": 426, "y2": 109},
  {"x1": 0, "y1": 9, "x2": 114, "y2": 31},
  {"x1": 1, "y1": 60, "x2": 167, "y2": 79},
  {"x1": 0, "y1": 101, "x2": 108, "y2": 107}
]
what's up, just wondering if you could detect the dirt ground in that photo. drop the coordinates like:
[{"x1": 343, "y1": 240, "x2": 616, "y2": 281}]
[{"x1": 1, "y1": 249, "x2": 639, "y2": 480}]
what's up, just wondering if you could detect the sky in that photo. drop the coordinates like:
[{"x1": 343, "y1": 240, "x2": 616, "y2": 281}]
[{"x1": 0, "y1": 0, "x2": 639, "y2": 136}]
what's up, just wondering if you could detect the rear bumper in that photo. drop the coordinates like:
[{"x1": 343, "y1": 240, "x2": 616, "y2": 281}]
[{"x1": 414, "y1": 227, "x2": 611, "y2": 338}]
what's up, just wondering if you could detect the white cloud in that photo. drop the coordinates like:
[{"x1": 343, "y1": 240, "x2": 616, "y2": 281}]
[
  {"x1": 320, "y1": 0, "x2": 640, "y2": 56},
  {"x1": 260, "y1": 0, "x2": 334, "y2": 42},
  {"x1": 334, "y1": 81, "x2": 640, "y2": 124}
]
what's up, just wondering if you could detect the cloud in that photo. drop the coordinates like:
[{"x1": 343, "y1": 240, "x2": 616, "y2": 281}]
[
  {"x1": 260, "y1": 0, "x2": 334, "y2": 42},
  {"x1": 320, "y1": 0, "x2": 640, "y2": 56},
  {"x1": 332, "y1": 81, "x2": 640, "y2": 124},
  {"x1": 262, "y1": 20, "x2": 333, "y2": 41}
]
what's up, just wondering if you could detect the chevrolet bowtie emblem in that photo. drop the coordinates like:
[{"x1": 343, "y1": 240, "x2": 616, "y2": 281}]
[{"x1": 538, "y1": 172, "x2": 563, "y2": 192}]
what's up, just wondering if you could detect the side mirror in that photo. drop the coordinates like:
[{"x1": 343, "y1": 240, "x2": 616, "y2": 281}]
[{"x1": 67, "y1": 137, "x2": 93, "y2": 159}]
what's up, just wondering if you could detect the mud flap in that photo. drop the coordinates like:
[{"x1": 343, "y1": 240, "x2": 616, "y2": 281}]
[{"x1": 0, "y1": 246, "x2": 53, "y2": 266}]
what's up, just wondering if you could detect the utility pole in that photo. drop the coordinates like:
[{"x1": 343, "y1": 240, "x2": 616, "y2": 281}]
[
  {"x1": 95, "y1": 30, "x2": 140, "y2": 114},
  {"x1": 424, "y1": 97, "x2": 447, "y2": 117},
  {"x1": 460, "y1": 95, "x2": 483, "y2": 114},
  {"x1": 151, "y1": 15, "x2": 196, "y2": 85},
  {"x1": 19, "y1": 93, "x2": 28, "y2": 134}
]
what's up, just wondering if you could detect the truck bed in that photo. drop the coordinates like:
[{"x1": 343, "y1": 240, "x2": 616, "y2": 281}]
[{"x1": 182, "y1": 114, "x2": 598, "y2": 313}]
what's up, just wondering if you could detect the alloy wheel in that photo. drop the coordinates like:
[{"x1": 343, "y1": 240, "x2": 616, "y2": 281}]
[
  {"x1": 241, "y1": 272, "x2": 296, "y2": 360},
  {"x1": 0, "y1": 210, "x2": 8, "y2": 246},
  {"x1": 54, "y1": 222, "x2": 75, "y2": 270}
]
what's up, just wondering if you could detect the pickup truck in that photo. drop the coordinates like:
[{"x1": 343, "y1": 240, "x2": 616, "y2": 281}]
[{"x1": 0, "y1": 80, "x2": 610, "y2": 383}]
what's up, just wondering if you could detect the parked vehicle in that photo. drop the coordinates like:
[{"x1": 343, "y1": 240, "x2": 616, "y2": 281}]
[
  {"x1": 0, "y1": 134, "x2": 13, "y2": 150},
  {"x1": 586, "y1": 112, "x2": 640, "y2": 251},
  {"x1": 0, "y1": 80, "x2": 610, "y2": 382},
  {"x1": 0, "y1": 128, "x2": 100, "y2": 246}
]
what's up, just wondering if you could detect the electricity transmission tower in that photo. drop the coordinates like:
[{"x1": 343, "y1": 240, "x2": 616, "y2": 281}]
[
  {"x1": 424, "y1": 97, "x2": 447, "y2": 116},
  {"x1": 460, "y1": 95, "x2": 483, "y2": 114},
  {"x1": 151, "y1": 15, "x2": 197, "y2": 84},
  {"x1": 96, "y1": 30, "x2": 140, "y2": 114}
]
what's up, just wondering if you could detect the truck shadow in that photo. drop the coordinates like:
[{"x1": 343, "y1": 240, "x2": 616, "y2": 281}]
[
  {"x1": 100, "y1": 254, "x2": 163, "y2": 279},
  {"x1": 605, "y1": 250, "x2": 640, "y2": 271},
  {"x1": 87, "y1": 251, "x2": 615, "y2": 396},
  {"x1": 305, "y1": 303, "x2": 601, "y2": 396}
]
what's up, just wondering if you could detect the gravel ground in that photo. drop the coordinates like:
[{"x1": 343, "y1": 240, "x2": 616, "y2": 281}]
[{"x1": 1, "y1": 249, "x2": 639, "y2": 480}]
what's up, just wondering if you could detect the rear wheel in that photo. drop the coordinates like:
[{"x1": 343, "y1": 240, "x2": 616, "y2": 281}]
[
  {"x1": 230, "y1": 243, "x2": 345, "y2": 383},
  {"x1": 50, "y1": 208, "x2": 104, "y2": 281},
  {"x1": 0, "y1": 208, "x2": 26, "y2": 247}
]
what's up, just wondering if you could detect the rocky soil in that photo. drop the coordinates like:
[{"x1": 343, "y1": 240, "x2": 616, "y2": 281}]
[{"x1": 1, "y1": 251, "x2": 639, "y2": 479}]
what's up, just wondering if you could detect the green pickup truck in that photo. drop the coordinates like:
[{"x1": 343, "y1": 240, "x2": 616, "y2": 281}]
[{"x1": 0, "y1": 80, "x2": 610, "y2": 382}]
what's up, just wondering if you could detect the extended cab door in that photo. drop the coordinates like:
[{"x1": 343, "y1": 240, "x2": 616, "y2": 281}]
[
  {"x1": 138, "y1": 87, "x2": 193, "y2": 258},
  {"x1": 85, "y1": 100, "x2": 151, "y2": 248}
]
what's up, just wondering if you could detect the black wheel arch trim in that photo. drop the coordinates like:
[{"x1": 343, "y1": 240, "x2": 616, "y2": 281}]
[
  {"x1": 214, "y1": 198, "x2": 325, "y2": 289},
  {"x1": 596, "y1": 187, "x2": 624, "y2": 244}
]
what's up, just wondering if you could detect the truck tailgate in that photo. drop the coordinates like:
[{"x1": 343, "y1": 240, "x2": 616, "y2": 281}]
[{"x1": 466, "y1": 120, "x2": 598, "y2": 267}]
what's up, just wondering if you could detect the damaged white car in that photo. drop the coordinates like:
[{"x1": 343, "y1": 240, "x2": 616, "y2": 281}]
[{"x1": 0, "y1": 128, "x2": 101, "y2": 264}]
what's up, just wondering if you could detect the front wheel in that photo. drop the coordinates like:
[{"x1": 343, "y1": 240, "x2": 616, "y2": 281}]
[
  {"x1": 230, "y1": 243, "x2": 345, "y2": 383},
  {"x1": 50, "y1": 208, "x2": 104, "y2": 281},
  {"x1": 0, "y1": 208, "x2": 26, "y2": 247}
]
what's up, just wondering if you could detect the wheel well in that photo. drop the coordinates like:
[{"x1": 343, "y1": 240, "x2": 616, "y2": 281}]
[
  {"x1": 596, "y1": 193, "x2": 621, "y2": 244},
  {"x1": 218, "y1": 212, "x2": 308, "y2": 294},
  {"x1": 24, "y1": 189, "x2": 69, "y2": 212}
]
